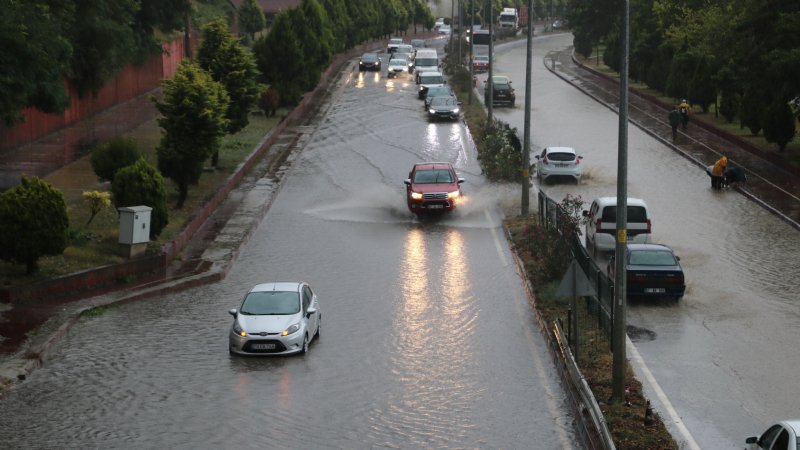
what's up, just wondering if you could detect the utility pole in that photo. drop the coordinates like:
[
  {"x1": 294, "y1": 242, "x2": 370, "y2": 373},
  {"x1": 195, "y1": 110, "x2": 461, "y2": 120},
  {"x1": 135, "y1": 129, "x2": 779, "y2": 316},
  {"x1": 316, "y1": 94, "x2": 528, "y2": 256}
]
[
  {"x1": 458, "y1": 0, "x2": 462, "y2": 63},
  {"x1": 521, "y1": 0, "x2": 533, "y2": 215},
  {"x1": 487, "y1": 1, "x2": 493, "y2": 123},
  {"x1": 450, "y1": 0, "x2": 455, "y2": 49},
  {"x1": 612, "y1": 0, "x2": 630, "y2": 404},
  {"x1": 469, "y1": 0, "x2": 474, "y2": 105}
]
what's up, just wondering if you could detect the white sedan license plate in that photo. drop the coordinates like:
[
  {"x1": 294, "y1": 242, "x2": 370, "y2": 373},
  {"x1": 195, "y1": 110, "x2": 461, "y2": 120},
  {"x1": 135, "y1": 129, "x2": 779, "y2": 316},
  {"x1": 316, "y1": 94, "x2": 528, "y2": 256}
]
[
  {"x1": 428, "y1": 204, "x2": 444, "y2": 209},
  {"x1": 252, "y1": 343, "x2": 276, "y2": 350},
  {"x1": 644, "y1": 288, "x2": 665, "y2": 293}
]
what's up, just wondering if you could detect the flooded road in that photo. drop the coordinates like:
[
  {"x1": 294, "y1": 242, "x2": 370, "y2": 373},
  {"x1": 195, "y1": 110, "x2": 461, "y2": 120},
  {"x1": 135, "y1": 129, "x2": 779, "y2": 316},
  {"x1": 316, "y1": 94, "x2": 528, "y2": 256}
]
[
  {"x1": 484, "y1": 33, "x2": 800, "y2": 448},
  {"x1": 0, "y1": 39, "x2": 578, "y2": 448}
]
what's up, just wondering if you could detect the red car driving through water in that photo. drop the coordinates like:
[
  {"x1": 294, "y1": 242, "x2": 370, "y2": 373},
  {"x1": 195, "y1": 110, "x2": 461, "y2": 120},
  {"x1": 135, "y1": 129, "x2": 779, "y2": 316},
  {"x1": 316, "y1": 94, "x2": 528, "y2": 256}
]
[{"x1": 404, "y1": 162, "x2": 464, "y2": 216}]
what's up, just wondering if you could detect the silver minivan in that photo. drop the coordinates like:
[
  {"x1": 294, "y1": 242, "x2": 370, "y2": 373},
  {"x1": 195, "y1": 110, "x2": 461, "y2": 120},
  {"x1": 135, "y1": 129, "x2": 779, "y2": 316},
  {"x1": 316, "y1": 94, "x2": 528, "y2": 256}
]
[{"x1": 583, "y1": 197, "x2": 651, "y2": 255}]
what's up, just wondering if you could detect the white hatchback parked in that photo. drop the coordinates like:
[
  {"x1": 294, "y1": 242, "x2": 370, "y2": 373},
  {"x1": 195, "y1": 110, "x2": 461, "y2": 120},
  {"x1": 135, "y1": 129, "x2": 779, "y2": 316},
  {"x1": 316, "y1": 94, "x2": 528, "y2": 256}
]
[{"x1": 535, "y1": 146, "x2": 583, "y2": 184}]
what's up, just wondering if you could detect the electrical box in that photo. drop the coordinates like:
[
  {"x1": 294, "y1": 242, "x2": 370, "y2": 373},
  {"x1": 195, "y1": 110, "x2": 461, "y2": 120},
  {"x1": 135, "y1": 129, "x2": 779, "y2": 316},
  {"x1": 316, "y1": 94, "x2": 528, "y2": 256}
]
[{"x1": 118, "y1": 206, "x2": 152, "y2": 245}]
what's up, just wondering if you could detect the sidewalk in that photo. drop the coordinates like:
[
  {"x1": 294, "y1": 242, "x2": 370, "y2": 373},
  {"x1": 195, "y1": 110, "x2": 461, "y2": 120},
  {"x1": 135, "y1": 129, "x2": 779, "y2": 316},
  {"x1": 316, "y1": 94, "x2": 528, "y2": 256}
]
[{"x1": 547, "y1": 47, "x2": 800, "y2": 230}]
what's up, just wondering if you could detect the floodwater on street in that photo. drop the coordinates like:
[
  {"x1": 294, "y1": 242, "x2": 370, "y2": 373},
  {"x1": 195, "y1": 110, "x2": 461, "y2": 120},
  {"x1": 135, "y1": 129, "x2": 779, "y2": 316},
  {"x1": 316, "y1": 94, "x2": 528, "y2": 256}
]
[
  {"x1": 0, "y1": 37, "x2": 578, "y2": 449},
  {"x1": 3, "y1": 24, "x2": 797, "y2": 450},
  {"x1": 481, "y1": 33, "x2": 800, "y2": 449}
]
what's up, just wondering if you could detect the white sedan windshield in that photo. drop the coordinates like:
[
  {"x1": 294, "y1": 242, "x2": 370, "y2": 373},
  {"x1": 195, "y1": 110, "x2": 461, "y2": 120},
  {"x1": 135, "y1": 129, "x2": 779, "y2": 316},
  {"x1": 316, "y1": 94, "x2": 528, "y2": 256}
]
[{"x1": 241, "y1": 291, "x2": 300, "y2": 315}]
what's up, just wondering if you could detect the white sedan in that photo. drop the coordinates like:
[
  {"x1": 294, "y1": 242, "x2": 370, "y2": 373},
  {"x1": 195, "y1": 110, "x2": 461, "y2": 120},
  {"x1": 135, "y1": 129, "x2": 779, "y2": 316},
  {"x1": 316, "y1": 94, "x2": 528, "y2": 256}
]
[
  {"x1": 387, "y1": 57, "x2": 409, "y2": 78},
  {"x1": 228, "y1": 281, "x2": 321, "y2": 355},
  {"x1": 535, "y1": 146, "x2": 583, "y2": 184},
  {"x1": 746, "y1": 420, "x2": 800, "y2": 450}
]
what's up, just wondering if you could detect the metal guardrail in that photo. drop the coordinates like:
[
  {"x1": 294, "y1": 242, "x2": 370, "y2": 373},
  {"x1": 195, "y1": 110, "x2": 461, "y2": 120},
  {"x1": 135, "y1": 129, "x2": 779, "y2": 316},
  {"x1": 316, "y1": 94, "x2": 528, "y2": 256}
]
[
  {"x1": 537, "y1": 191, "x2": 614, "y2": 346},
  {"x1": 553, "y1": 321, "x2": 617, "y2": 450}
]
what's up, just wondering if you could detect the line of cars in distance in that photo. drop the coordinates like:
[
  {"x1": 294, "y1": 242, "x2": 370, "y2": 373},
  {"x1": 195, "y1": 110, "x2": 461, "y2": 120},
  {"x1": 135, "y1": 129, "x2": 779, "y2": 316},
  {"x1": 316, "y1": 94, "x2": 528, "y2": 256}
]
[{"x1": 360, "y1": 39, "x2": 466, "y2": 218}]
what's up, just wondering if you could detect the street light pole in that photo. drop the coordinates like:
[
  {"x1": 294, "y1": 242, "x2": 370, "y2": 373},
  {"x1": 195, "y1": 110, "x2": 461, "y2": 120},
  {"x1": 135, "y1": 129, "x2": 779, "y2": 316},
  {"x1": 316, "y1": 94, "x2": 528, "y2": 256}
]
[
  {"x1": 612, "y1": 0, "x2": 630, "y2": 404},
  {"x1": 521, "y1": 0, "x2": 533, "y2": 215},
  {"x1": 458, "y1": 0, "x2": 462, "y2": 63},
  {"x1": 487, "y1": 1, "x2": 493, "y2": 123},
  {"x1": 469, "y1": 0, "x2": 474, "y2": 105},
  {"x1": 450, "y1": 0, "x2": 455, "y2": 49}
]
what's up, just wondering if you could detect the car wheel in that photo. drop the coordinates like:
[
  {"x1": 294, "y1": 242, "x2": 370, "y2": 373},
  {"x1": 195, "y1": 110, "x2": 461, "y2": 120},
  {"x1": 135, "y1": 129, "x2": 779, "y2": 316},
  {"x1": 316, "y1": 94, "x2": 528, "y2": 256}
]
[
  {"x1": 301, "y1": 333, "x2": 310, "y2": 354},
  {"x1": 315, "y1": 317, "x2": 321, "y2": 339}
]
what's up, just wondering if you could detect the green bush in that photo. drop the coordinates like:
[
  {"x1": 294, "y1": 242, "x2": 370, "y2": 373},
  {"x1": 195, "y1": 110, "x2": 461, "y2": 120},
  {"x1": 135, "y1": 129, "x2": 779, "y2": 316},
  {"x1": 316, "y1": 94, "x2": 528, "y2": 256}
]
[
  {"x1": 739, "y1": 87, "x2": 763, "y2": 135},
  {"x1": 719, "y1": 91, "x2": 740, "y2": 123},
  {"x1": 0, "y1": 176, "x2": 69, "y2": 274},
  {"x1": 480, "y1": 120, "x2": 523, "y2": 182},
  {"x1": 763, "y1": 97, "x2": 797, "y2": 152},
  {"x1": 111, "y1": 158, "x2": 169, "y2": 239},
  {"x1": 90, "y1": 137, "x2": 141, "y2": 182},
  {"x1": 514, "y1": 194, "x2": 585, "y2": 285}
]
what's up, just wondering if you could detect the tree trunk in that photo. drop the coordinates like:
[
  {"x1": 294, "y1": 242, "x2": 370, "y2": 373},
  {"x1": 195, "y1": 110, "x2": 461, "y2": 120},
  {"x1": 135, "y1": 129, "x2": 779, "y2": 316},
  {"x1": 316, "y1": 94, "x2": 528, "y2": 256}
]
[
  {"x1": 176, "y1": 182, "x2": 188, "y2": 209},
  {"x1": 26, "y1": 259, "x2": 38, "y2": 275}
]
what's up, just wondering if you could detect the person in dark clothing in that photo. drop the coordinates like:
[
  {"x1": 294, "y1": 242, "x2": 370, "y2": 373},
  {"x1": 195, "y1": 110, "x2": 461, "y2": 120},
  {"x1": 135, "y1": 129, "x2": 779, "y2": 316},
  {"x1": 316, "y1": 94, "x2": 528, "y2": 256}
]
[
  {"x1": 724, "y1": 166, "x2": 747, "y2": 187},
  {"x1": 668, "y1": 107, "x2": 681, "y2": 142}
]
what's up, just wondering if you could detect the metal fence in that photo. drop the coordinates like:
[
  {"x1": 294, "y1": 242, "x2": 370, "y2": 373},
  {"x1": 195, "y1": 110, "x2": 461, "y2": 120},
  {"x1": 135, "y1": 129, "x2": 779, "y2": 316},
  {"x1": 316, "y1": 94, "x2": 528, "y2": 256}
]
[{"x1": 537, "y1": 191, "x2": 615, "y2": 358}]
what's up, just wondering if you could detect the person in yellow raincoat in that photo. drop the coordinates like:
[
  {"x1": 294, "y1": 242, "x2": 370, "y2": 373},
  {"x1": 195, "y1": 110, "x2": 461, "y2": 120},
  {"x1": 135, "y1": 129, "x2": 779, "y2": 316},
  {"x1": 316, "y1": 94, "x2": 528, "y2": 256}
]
[
  {"x1": 679, "y1": 99, "x2": 691, "y2": 129},
  {"x1": 710, "y1": 155, "x2": 728, "y2": 189}
]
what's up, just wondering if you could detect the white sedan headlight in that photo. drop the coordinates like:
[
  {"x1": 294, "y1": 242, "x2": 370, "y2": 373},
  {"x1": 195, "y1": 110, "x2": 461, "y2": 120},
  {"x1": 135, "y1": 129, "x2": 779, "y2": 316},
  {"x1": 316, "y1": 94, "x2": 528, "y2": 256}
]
[
  {"x1": 233, "y1": 322, "x2": 246, "y2": 337},
  {"x1": 281, "y1": 323, "x2": 301, "y2": 336},
  {"x1": 429, "y1": 108, "x2": 436, "y2": 114},
  {"x1": 453, "y1": 108, "x2": 460, "y2": 114}
]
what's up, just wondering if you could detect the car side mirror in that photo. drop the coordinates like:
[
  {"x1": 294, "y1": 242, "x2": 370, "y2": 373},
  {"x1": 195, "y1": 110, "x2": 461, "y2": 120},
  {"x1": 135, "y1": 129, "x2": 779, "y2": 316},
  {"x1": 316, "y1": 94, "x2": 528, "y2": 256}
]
[
  {"x1": 745, "y1": 437, "x2": 757, "y2": 444},
  {"x1": 228, "y1": 308, "x2": 237, "y2": 316},
  {"x1": 676, "y1": 256, "x2": 681, "y2": 261},
  {"x1": 306, "y1": 306, "x2": 317, "y2": 318},
  {"x1": 578, "y1": 155, "x2": 583, "y2": 159},
  {"x1": 535, "y1": 155, "x2": 541, "y2": 160},
  {"x1": 582, "y1": 210, "x2": 588, "y2": 217},
  {"x1": 458, "y1": 177, "x2": 465, "y2": 184},
  {"x1": 457, "y1": 102, "x2": 463, "y2": 105},
  {"x1": 404, "y1": 179, "x2": 411, "y2": 186}
]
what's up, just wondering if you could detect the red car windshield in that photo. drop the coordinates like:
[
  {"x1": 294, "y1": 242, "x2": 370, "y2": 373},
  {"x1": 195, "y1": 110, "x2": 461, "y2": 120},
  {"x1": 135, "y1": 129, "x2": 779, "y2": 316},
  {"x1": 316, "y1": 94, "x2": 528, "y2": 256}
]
[{"x1": 414, "y1": 169, "x2": 454, "y2": 184}]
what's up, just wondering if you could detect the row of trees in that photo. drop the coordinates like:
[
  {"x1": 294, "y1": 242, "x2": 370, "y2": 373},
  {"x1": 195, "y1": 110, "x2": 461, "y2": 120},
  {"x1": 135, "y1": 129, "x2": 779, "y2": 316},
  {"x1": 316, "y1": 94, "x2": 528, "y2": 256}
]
[
  {"x1": 568, "y1": 0, "x2": 798, "y2": 151},
  {"x1": 0, "y1": 0, "x2": 191, "y2": 126},
  {"x1": 252, "y1": 0, "x2": 436, "y2": 105},
  {"x1": 1, "y1": 0, "x2": 441, "y2": 272}
]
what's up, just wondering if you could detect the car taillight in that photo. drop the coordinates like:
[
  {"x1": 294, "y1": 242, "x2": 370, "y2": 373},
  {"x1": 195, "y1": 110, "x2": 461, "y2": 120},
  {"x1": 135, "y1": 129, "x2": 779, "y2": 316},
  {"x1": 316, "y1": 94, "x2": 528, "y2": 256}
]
[
  {"x1": 575, "y1": 157, "x2": 580, "y2": 165},
  {"x1": 646, "y1": 219, "x2": 651, "y2": 233},
  {"x1": 627, "y1": 272, "x2": 648, "y2": 283},
  {"x1": 543, "y1": 156, "x2": 549, "y2": 165},
  {"x1": 595, "y1": 219, "x2": 602, "y2": 229},
  {"x1": 664, "y1": 274, "x2": 684, "y2": 284}
]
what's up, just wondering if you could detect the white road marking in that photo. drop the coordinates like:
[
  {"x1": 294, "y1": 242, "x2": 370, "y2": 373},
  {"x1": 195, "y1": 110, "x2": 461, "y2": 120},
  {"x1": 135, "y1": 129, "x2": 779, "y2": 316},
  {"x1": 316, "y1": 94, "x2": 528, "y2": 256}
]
[{"x1": 628, "y1": 336, "x2": 702, "y2": 450}]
